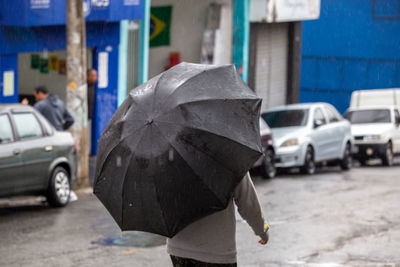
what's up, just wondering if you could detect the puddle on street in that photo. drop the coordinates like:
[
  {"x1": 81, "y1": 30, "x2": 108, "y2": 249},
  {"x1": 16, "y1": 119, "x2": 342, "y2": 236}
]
[{"x1": 92, "y1": 231, "x2": 166, "y2": 248}]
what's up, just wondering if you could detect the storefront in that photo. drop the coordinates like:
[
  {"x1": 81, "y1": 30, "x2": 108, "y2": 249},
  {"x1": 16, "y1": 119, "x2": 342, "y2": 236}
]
[{"x1": 0, "y1": 0, "x2": 144, "y2": 154}]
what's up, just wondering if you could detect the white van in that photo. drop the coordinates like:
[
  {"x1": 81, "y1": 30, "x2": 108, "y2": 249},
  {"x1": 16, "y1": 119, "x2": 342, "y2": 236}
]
[{"x1": 344, "y1": 88, "x2": 400, "y2": 166}]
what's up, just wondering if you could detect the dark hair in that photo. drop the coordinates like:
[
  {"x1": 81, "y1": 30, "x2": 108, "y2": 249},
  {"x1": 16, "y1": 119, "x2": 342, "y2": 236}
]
[
  {"x1": 87, "y1": 68, "x2": 97, "y2": 75},
  {"x1": 34, "y1": 86, "x2": 48, "y2": 94}
]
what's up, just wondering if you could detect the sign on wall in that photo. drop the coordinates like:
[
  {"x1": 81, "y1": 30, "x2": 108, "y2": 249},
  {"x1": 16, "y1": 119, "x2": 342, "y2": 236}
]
[
  {"x1": 250, "y1": 0, "x2": 320, "y2": 22},
  {"x1": 98, "y1": 52, "x2": 109, "y2": 88},
  {"x1": 3, "y1": 71, "x2": 14, "y2": 97},
  {"x1": 150, "y1": 6, "x2": 172, "y2": 47},
  {"x1": 30, "y1": 0, "x2": 50, "y2": 9}
]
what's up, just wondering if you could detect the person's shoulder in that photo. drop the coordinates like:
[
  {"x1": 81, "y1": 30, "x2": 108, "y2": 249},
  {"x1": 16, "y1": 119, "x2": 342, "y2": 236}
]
[{"x1": 34, "y1": 100, "x2": 45, "y2": 109}]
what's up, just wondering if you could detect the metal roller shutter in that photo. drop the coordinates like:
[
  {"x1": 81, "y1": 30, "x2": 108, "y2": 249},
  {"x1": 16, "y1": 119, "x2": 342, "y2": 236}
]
[{"x1": 249, "y1": 23, "x2": 288, "y2": 111}]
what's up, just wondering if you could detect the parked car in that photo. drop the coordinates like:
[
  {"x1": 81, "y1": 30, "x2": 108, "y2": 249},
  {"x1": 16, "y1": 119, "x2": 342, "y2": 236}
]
[
  {"x1": 252, "y1": 118, "x2": 276, "y2": 179},
  {"x1": 261, "y1": 103, "x2": 354, "y2": 174},
  {"x1": 0, "y1": 104, "x2": 77, "y2": 207},
  {"x1": 344, "y1": 89, "x2": 400, "y2": 166}
]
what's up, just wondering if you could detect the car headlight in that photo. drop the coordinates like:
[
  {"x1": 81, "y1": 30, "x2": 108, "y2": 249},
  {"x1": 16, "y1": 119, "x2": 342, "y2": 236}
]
[
  {"x1": 363, "y1": 135, "x2": 381, "y2": 141},
  {"x1": 280, "y1": 138, "x2": 299, "y2": 147}
]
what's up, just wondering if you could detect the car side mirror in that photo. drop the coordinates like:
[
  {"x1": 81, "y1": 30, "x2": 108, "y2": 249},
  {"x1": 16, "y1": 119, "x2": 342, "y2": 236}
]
[{"x1": 314, "y1": 119, "x2": 323, "y2": 128}]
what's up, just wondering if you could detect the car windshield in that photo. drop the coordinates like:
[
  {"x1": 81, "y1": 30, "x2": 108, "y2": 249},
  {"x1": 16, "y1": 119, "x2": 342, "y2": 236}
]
[
  {"x1": 344, "y1": 109, "x2": 391, "y2": 124},
  {"x1": 262, "y1": 109, "x2": 309, "y2": 128}
]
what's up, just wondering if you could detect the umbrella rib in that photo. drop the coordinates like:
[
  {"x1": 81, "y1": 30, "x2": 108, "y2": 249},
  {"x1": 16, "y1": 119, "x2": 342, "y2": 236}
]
[
  {"x1": 154, "y1": 120, "x2": 260, "y2": 153},
  {"x1": 156, "y1": 66, "x2": 216, "y2": 108},
  {"x1": 95, "y1": 124, "x2": 147, "y2": 187},
  {"x1": 148, "y1": 126, "x2": 172, "y2": 237},
  {"x1": 156, "y1": 97, "x2": 260, "y2": 125},
  {"x1": 154, "y1": 123, "x2": 236, "y2": 206}
]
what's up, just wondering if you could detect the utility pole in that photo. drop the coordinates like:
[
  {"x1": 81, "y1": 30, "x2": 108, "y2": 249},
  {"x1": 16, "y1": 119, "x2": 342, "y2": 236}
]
[{"x1": 66, "y1": 0, "x2": 89, "y2": 188}]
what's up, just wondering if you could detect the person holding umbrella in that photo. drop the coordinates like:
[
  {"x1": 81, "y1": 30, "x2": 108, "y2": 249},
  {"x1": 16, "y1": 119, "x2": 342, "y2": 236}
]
[
  {"x1": 94, "y1": 63, "x2": 270, "y2": 266},
  {"x1": 167, "y1": 172, "x2": 269, "y2": 266}
]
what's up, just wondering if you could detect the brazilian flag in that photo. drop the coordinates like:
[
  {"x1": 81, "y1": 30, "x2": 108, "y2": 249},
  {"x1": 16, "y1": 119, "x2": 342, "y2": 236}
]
[{"x1": 150, "y1": 6, "x2": 172, "y2": 47}]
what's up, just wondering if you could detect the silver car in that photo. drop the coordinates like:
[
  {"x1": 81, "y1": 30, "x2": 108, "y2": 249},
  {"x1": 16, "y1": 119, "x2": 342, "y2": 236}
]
[{"x1": 261, "y1": 103, "x2": 354, "y2": 174}]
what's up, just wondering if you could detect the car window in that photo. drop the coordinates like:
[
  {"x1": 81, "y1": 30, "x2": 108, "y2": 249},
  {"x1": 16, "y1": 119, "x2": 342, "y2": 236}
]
[
  {"x1": 344, "y1": 109, "x2": 391, "y2": 124},
  {"x1": 314, "y1": 108, "x2": 327, "y2": 125},
  {"x1": 262, "y1": 109, "x2": 309, "y2": 128},
  {"x1": 12, "y1": 112, "x2": 43, "y2": 140},
  {"x1": 325, "y1": 105, "x2": 341, "y2": 123},
  {"x1": 0, "y1": 114, "x2": 14, "y2": 144},
  {"x1": 40, "y1": 116, "x2": 54, "y2": 135}
]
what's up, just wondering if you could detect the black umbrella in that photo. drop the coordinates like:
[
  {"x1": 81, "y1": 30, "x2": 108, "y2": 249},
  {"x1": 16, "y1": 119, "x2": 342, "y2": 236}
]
[{"x1": 94, "y1": 62, "x2": 262, "y2": 238}]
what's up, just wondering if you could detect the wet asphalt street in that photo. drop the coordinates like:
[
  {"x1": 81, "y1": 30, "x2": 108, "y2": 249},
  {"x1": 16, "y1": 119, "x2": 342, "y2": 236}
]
[{"x1": 1, "y1": 163, "x2": 400, "y2": 267}]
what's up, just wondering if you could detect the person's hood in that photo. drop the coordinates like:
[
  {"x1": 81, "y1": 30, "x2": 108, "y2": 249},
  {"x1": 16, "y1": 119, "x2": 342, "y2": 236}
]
[
  {"x1": 47, "y1": 93, "x2": 60, "y2": 107},
  {"x1": 351, "y1": 123, "x2": 394, "y2": 136}
]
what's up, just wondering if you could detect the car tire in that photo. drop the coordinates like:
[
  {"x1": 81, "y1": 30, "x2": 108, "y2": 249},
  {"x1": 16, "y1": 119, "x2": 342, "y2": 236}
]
[
  {"x1": 382, "y1": 142, "x2": 394, "y2": 166},
  {"x1": 340, "y1": 143, "x2": 352, "y2": 170},
  {"x1": 47, "y1": 166, "x2": 71, "y2": 207},
  {"x1": 301, "y1": 146, "x2": 316, "y2": 175},
  {"x1": 261, "y1": 148, "x2": 276, "y2": 179}
]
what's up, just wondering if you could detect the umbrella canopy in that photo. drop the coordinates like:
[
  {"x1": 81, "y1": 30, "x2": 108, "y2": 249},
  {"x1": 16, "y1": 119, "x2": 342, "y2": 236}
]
[{"x1": 94, "y1": 62, "x2": 262, "y2": 238}]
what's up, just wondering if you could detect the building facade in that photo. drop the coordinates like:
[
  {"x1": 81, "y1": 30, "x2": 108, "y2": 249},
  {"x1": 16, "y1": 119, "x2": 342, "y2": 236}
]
[
  {"x1": 301, "y1": 0, "x2": 400, "y2": 113},
  {"x1": 0, "y1": 0, "x2": 145, "y2": 154},
  {"x1": 248, "y1": 0, "x2": 320, "y2": 111}
]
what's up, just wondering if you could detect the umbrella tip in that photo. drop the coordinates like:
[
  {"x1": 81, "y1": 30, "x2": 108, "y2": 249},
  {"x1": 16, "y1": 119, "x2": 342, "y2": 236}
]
[{"x1": 146, "y1": 119, "x2": 154, "y2": 125}]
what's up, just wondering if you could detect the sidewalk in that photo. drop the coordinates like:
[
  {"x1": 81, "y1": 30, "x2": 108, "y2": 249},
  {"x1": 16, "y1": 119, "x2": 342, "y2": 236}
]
[{"x1": 0, "y1": 157, "x2": 96, "y2": 208}]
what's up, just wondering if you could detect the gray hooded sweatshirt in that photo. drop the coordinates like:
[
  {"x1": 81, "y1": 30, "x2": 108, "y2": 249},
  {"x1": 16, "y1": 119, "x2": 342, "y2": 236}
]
[
  {"x1": 167, "y1": 173, "x2": 268, "y2": 264},
  {"x1": 34, "y1": 93, "x2": 74, "y2": 131}
]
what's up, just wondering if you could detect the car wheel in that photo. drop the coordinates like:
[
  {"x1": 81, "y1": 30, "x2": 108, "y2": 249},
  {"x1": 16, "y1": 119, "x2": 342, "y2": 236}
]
[
  {"x1": 47, "y1": 166, "x2": 71, "y2": 207},
  {"x1": 340, "y1": 143, "x2": 352, "y2": 170},
  {"x1": 261, "y1": 149, "x2": 276, "y2": 179},
  {"x1": 301, "y1": 146, "x2": 316, "y2": 175},
  {"x1": 382, "y1": 142, "x2": 394, "y2": 166}
]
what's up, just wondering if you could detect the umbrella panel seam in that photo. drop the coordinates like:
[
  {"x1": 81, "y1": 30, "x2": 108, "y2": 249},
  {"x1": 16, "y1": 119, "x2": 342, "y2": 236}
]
[
  {"x1": 154, "y1": 120, "x2": 261, "y2": 157},
  {"x1": 154, "y1": 123, "x2": 236, "y2": 207}
]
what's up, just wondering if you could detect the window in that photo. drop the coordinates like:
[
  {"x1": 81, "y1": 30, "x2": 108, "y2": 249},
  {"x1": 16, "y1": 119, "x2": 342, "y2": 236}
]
[
  {"x1": 41, "y1": 116, "x2": 54, "y2": 135},
  {"x1": 325, "y1": 105, "x2": 341, "y2": 123},
  {"x1": 12, "y1": 112, "x2": 43, "y2": 140},
  {"x1": 314, "y1": 108, "x2": 327, "y2": 125},
  {"x1": 262, "y1": 109, "x2": 309, "y2": 128},
  {"x1": 0, "y1": 114, "x2": 14, "y2": 144},
  {"x1": 344, "y1": 109, "x2": 391, "y2": 124}
]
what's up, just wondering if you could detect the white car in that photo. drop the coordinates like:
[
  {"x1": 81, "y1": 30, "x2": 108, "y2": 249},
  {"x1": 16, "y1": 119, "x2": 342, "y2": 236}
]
[
  {"x1": 344, "y1": 88, "x2": 400, "y2": 166},
  {"x1": 344, "y1": 106, "x2": 400, "y2": 166},
  {"x1": 261, "y1": 103, "x2": 354, "y2": 174}
]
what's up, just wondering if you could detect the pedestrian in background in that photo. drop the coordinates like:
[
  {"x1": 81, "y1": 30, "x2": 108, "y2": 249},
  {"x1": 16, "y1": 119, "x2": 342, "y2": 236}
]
[
  {"x1": 31, "y1": 86, "x2": 74, "y2": 131},
  {"x1": 86, "y1": 68, "x2": 97, "y2": 154},
  {"x1": 87, "y1": 68, "x2": 97, "y2": 121},
  {"x1": 167, "y1": 172, "x2": 269, "y2": 267}
]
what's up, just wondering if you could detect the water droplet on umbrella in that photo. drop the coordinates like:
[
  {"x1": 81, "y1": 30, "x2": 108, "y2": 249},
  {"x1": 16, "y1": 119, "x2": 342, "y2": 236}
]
[
  {"x1": 116, "y1": 156, "x2": 122, "y2": 167},
  {"x1": 169, "y1": 149, "x2": 174, "y2": 161},
  {"x1": 129, "y1": 202, "x2": 133, "y2": 207}
]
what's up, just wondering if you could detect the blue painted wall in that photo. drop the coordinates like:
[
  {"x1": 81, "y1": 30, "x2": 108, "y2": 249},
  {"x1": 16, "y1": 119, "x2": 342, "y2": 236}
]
[
  {"x1": 300, "y1": 0, "x2": 400, "y2": 113},
  {"x1": 92, "y1": 46, "x2": 119, "y2": 155},
  {"x1": 0, "y1": 0, "x2": 144, "y2": 26}
]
